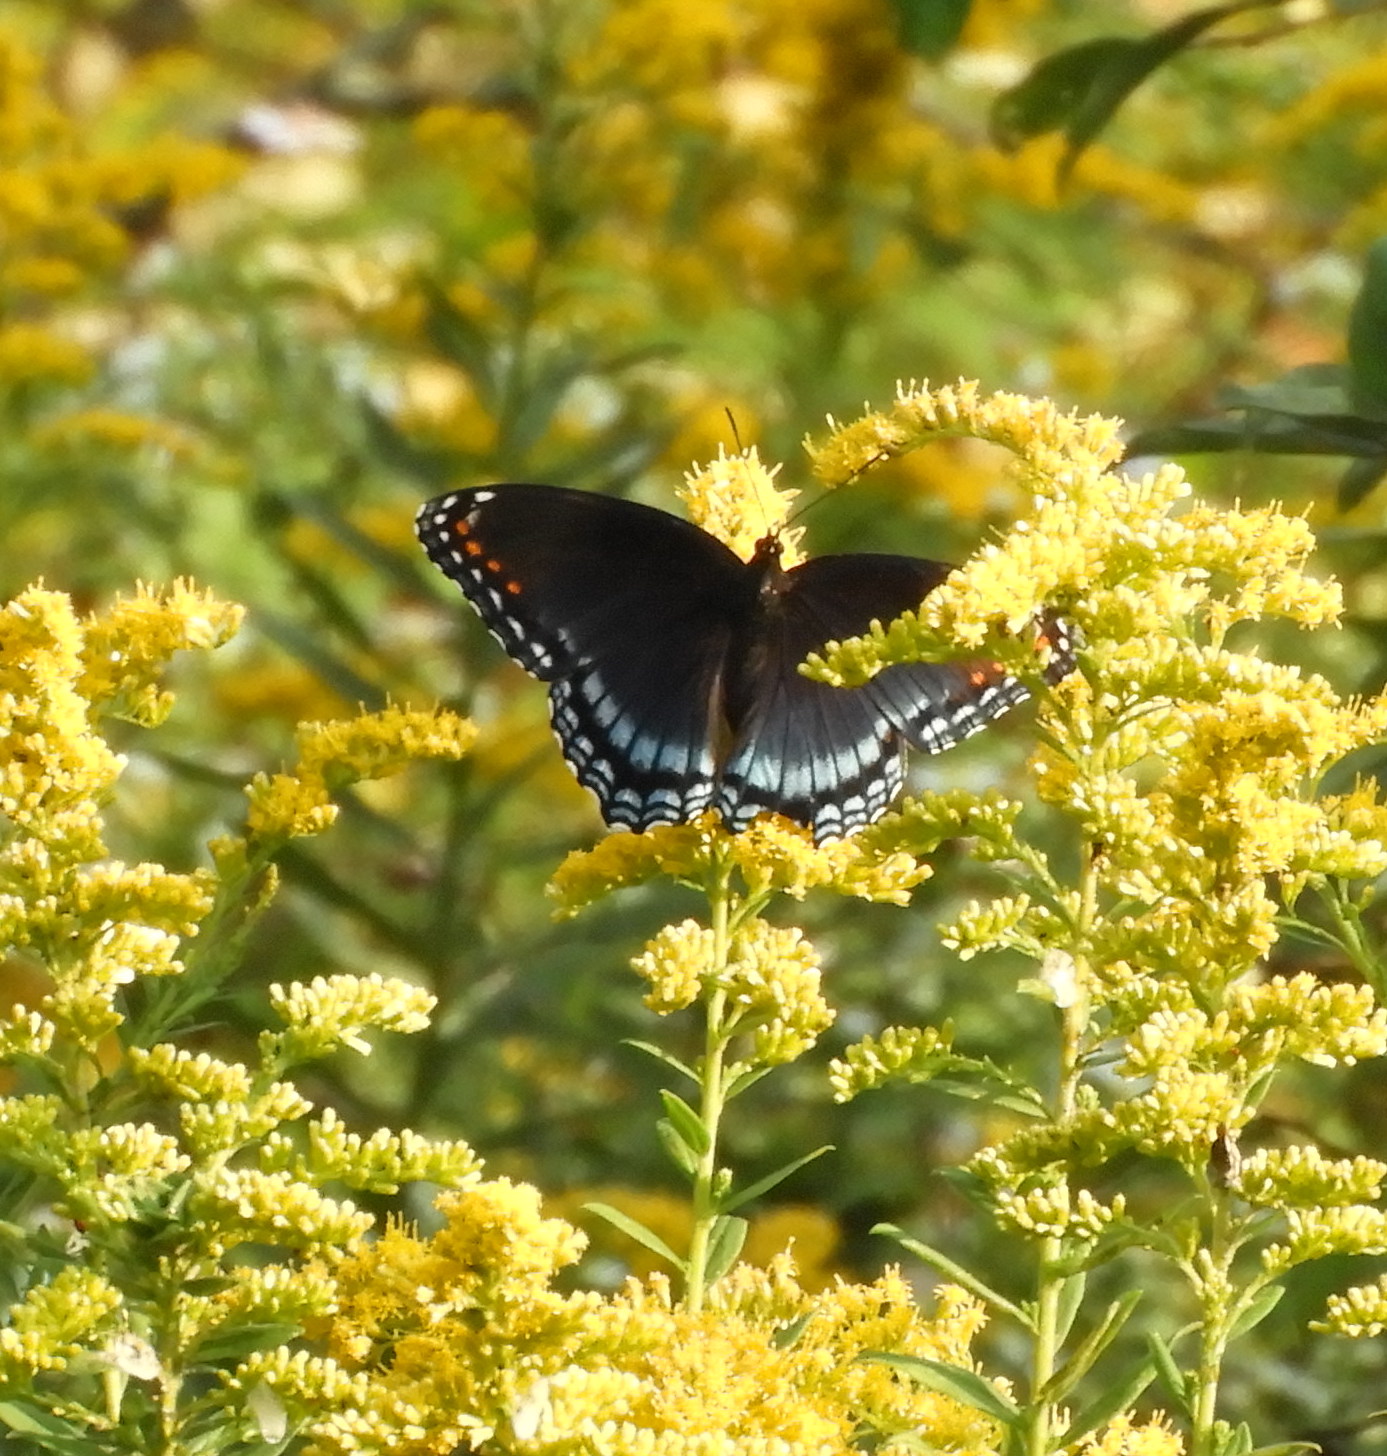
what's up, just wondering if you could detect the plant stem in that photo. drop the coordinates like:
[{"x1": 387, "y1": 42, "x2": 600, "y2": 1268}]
[
  {"x1": 683, "y1": 868, "x2": 734, "y2": 1313},
  {"x1": 1025, "y1": 840, "x2": 1098, "y2": 1456}
]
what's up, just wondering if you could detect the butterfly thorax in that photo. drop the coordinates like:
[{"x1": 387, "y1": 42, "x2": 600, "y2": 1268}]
[
  {"x1": 749, "y1": 532, "x2": 791, "y2": 606},
  {"x1": 714, "y1": 533, "x2": 795, "y2": 744}
]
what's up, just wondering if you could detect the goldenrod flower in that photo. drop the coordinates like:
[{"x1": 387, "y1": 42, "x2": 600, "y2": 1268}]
[
  {"x1": 244, "y1": 704, "x2": 475, "y2": 842},
  {"x1": 549, "y1": 812, "x2": 929, "y2": 917}
]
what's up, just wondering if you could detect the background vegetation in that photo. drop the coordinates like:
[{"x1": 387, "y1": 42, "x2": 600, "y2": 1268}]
[{"x1": 4, "y1": 0, "x2": 1387, "y2": 1449}]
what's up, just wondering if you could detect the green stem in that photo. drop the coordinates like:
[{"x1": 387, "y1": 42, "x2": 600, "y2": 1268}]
[
  {"x1": 683, "y1": 869, "x2": 735, "y2": 1313},
  {"x1": 1025, "y1": 842, "x2": 1097, "y2": 1456}
]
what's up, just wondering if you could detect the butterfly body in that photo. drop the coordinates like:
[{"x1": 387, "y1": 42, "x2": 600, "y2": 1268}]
[{"x1": 416, "y1": 484, "x2": 1066, "y2": 841}]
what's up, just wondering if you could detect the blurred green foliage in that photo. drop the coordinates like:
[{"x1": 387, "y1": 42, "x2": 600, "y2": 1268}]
[{"x1": 4, "y1": 0, "x2": 1387, "y2": 1447}]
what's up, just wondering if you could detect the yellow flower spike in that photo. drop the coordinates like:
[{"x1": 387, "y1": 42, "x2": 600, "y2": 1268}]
[
  {"x1": 1227, "y1": 974, "x2": 1387, "y2": 1066},
  {"x1": 675, "y1": 445, "x2": 804, "y2": 565},
  {"x1": 829, "y1": 1023, "x2": 955, "y2": 1101},
  {"x1": 1236, "y1": 1147, "x2": 1387, "y2": 1209},
  {"x1": 245, "y1": 704, "x2": 475, "y2": 844},
  {"x1": 1315, "y1": 1276, "x2": 1387, "y2": 1338},
  {"x1": 189, "y1": 1167, "x2": 373, "y2": 1255},
  {"x1": 264, "y1": 972, "x2": 436, "y2": 1064},
  {"x1": 722, "y1": 918, "x2": 832, "y2": 1065},
  {"x1": 79, "y1": 580, "x2": 244, "y2": 726},
  {"x1": 258, "y1": 1106, "x2": 482, "y2": 1195},
  {"x1": 125, "y1": 1046, "x2": 254, "y2": 1103},
  {"x1": 1080, "y1": 1412, "x2": 1187, "y2": 1456},
  {"x1": 632, "y1": 918, "x2": 716, "y2": 1013},
  {"x1": 548, "y1": 811, "x2": 929, "y2": 917},
  {"x1": 994, "y1": 1185, "x2": 1125, "y2": 1241},
  {"x1": 179, "y1": 1081, "x2": 314, "y2": 1160},
  {"x1": 1262, "y1": 1206, "x2": 1387, "y2": 1277},
  {"x1": 0, "y1": 1267, "x2": 123, "y2": 1380}
]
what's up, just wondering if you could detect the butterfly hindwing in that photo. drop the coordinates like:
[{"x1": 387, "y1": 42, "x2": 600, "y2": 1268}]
[{"x1": 717, "y1": 552, "x2": 1037, "y2": 838}]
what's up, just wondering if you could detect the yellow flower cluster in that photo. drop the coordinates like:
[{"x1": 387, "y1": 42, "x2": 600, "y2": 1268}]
[
  {"x1": 631, "y1": 917, "x2": 830, "y2": 1061},
  {"x1": 675, "y1": 445, "x2": 803, "y2": 564},
  {"x1": 0, "y1": 585, "x2": 237, "y2": 1053},
  {"x1": 0, "y1": 581, "x2": 493, "y2": 1446},
  {"x1": 278, "y1": 1182, "x2": 1000, "y2": 1456},
  {"x1": 550, "y1": 811, "x2": 929, "y2": 917},
  {"x1": 0, "y1": 33, "x2": 239, "y2": 414},
  {"x1": 828, "y1": 1023, "x2": 956, "y2": 1100},
  {"x1": 1315, "y1": 1274, "x2": 1387, "y2": 1338},
  {"x1": 0, "y1": 1268, "x2": 122, "y2": 1382},
  {"x1": 245, "y1": 704, "x2": 476, "y2": 841}
]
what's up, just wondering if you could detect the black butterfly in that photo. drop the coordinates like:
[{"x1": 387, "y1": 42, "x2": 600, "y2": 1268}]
[{"x1": 416, "y1": 484, "x2": 1072, "y2": 842}]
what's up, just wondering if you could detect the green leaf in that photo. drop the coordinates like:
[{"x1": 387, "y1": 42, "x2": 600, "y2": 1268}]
[
  {"x1": 1146, "y1": 1330, "x2": 1190, "y2": 1410},
  {"x1": 721, "y1": 1146, "x2": 834, "y2": 1214},
  {"x1": 1053, "y1": 1270, "x2": 1088, "y2": 1347},
  {"x1": 1041, "y1": 1290, "x2": 1142, "y2": 1402},
  {"x1": 1228, "y1": 1283, "x2": 1284, "y2": 1338},
  {"x1": 188, "y1": 1320, "x2": 302, "y2": 1363},
  {"x1": 622, "y1": 1039, "x2": 698, "y2": 1084},
  {"x1": 1058, "y1": 1353, "x2": 1157, "y2": 1447},
  {"x1": 991, "y1": 3, "x2": 1254, "y2": 180},
  {"x1": 771, "y1": 1312, "x2": 816, "y2": 1350},
  {"x1": 1349, "y1": 237, "x2": 1387, "y2": 416},
  {"x1": 656, "y1": 1118, "x2": 700, "y2": 1176},
  {"x1": 659, "y1": 1090, "x2": 711, "y2": 1157},
  {"x1": 703, "y1": 1214, "x2": 748, "y2": 1286},
  {"x1": 1215, "y1": 1422, "x2": 1255, "y2": 1456},
  {"x1": 890, "y1": 0, "x2": 971, "y2": 58},
  {"x1": 861, "y1": 1353, "x2": 1020, "y2": 1427},
  {"x1": 583, "y1": 1201, "x2": 686, "y2": 1272},
  {"x1": 875, "y1": 1224, "x2": 1031, "y2": 1327},
  {"x1": 1338, "y1": 454, "x2": 1387, "y2": 511},
  {"x1": 0, "y1": 1401, "x2": 98, "y2": 1456}
]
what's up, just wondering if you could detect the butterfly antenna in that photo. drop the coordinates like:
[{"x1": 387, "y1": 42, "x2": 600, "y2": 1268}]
[
  {"x1": 724, "y1": 407, "x2": 744, "y2": 454},
  {"x1": 783, "y1": 445, "x2": 893, "y2": 533}
]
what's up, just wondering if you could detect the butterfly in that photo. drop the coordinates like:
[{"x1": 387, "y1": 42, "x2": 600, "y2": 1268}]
[{"x1": 416, "y1": 483, "x2": 1073, "y2": 842}]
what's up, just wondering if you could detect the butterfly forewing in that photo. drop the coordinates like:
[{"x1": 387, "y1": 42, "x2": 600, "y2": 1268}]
[{"x1": 417, "y1": 485, "x2": 753, "y2": 830}]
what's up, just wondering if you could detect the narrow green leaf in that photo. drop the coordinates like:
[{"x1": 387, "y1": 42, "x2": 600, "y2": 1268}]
[
  {"x1": 1245, "y1": 1443, "x2": 1320, "y2": 1456},
  {"x1": 1126, "y1": 410, "x2": 1387, "y2": 460},
  {"x1": 656, "y1": 1119, "x2": 699, "y2": 1176},
  {"x1": 991, "y1": 3, "x2": 1252, "y2": 179},
  {"x1": 875, "y1": 1225, "x2": 1031, "y2": 1328},
  {"x1": 622, "y1": 1039, "x2": 698, "y2": 1083},
  {"x1": 1146, "y1": 1330, "x2": 1190, "y2": 1410},
  {"x1": 659, "y1": 1090, "x2": 711, "y2": 1157},
  {"x1": 724, "y1": 1063, "x2": 774, "y2": 1098},
  {"x1": 1041, "y1": 1290, "x2": 1142, "y2": 1402},
  {"x1": 1059, "y1": 1355, "x2": 1156, "y2": 1447},
  {"x1": 861, "y1": 1353, "x2": 1020, "y2": 1427},
  {"x1": 721, "y1": 1146, "x2": 834, "y2": 1214},
  {"x1": 1216, "y1": 1422, "x2": 1255, "y2": 1456},
  {"x1": 0, "y1": 1401, "x2": 98, "y2": 1456},
  {"x1": 1228, "y1": 1283, "x2": 1284, "y2": 1338},
  {"x1": 189, "y1": 1320, "x2": 302, "y2": 1363},
  {"x1": 890, "y1": 0, "x2": 971, "y2": 58},
  {"x1": 771, "y1": 1312, "x2": 816, "y2": 1350},
  {"x1": 703, "y1": 1215, "x2": 749, "y2": 1286},
  {"x1": 583, "y1": 1201, "x2": 686, "y2": 1272},
  {"x1": 1053, "y1": 1270, "x2": 1088, "y2": 1348},
  {"x1": 1349, "y1": 237, "x2": 1387, "y2": 416},
  {"x1": 1338, "y1": 454, "x2": 1387, "y2": 511}
]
